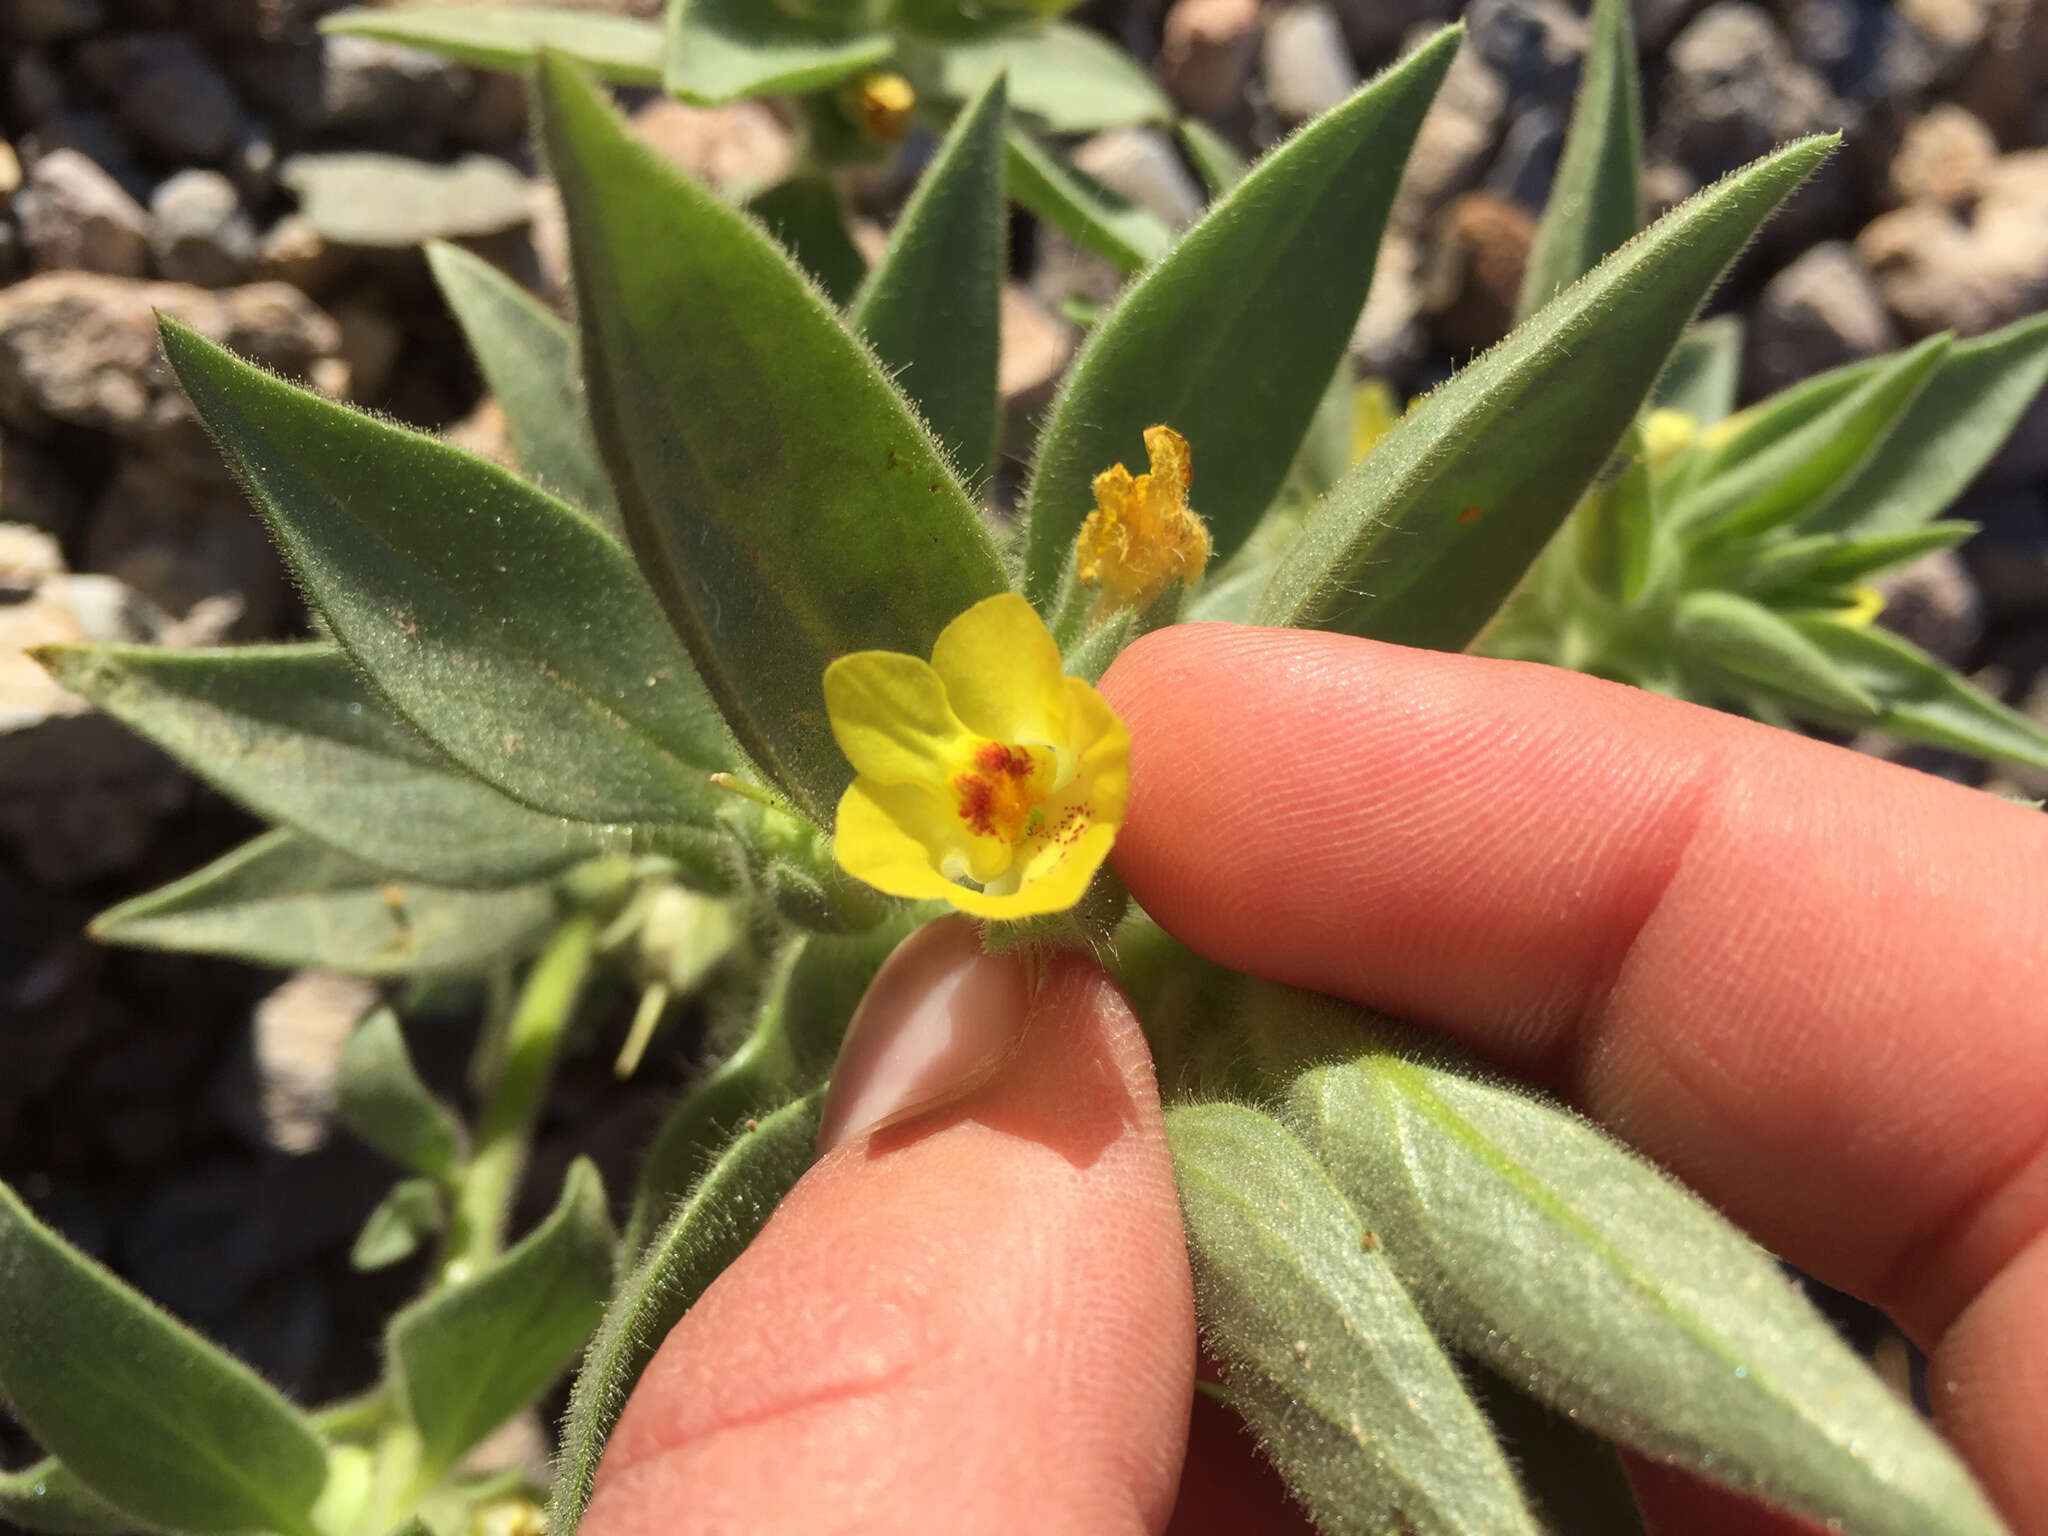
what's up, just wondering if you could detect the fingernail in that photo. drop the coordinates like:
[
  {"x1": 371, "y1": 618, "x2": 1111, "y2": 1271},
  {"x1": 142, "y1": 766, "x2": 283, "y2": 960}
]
[{"x1": 816, "y1": 918, "x2": 1031, "y2": 1154}]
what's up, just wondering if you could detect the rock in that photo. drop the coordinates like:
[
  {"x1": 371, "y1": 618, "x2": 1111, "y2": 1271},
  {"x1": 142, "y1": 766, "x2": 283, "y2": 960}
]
[
  {"x1": 85, "y1": 451, "x2": 285, "y2": 632},
  {"x1": 998, "y1": 283, "x2": 1076, "y2": 427},
  {"x1": 457, "y1": 68, "x2": 529, "y2": 148},
  {"x1": 1858, "y1": 150, "x2": 2048, "y2": 334},
  {"x1": 1888, "y1": 103, "x2": 1997, "y2": 209},
  {"x1": 0, "y1": 272, "x2": 346, "y2": 453},
  {"x1": 1349, "y1": 229, "x2": 1427, "y2": 375},
  {"x1": 1745, "y1": 242, "x2": 1898, "y2": 395},
  {"x1": 1893, "y1": 0, "x2": 1989, "y2": 78},
  {"x1": 629, "y1": 97, "x2": 795, "y2": 196},
  {"x1": 0, "y1": 142, "x2": 20, "y2": 211},
  {"x1": 75, "y1": 32, "x2": 247, "y2": 164},
  {"x1": 1873, "y1": 549, "x2": 1984, "y2": 665},
  {"x1": 0, "y1": 432, "x2": 87, "y2": 540},
  {"x1": 252, "y1": 972, "x2": 377, "y2": 1156},
  {"x1": 3, "y1": 0, "x2": 104, "y2": 42},
  {"x1": 1952, "y1": 0, "x2": 2048, "y2": 143},
  {"x1": 14, "y1": 149, "x2": 149, "y2": 277},
  {"x1": 1420, "y1": 191, "x2": 1535, "y2": 355},
  {"x1": 1392, "y1": 38, "x2": 1508, "y2": 228},
  {"x1": 1464, "y1": 0, "x2": 1587, "y2": 108},
  {"x1": 149, "y1": 169, "x2": 257, "y2": 288},
  {"x1": 1160, "y1": 0, "x2": 1261, "y2": 119},
  {"x1": 226, "y1": 120, "x2": 279, "y2": 204},
  {"x1": 1655, "y1": 4, "x2": 1847, "y2": 183},
  {"x1": 9, "y1": 51, "x2": 66, "y2": 125},
  {"x1": 1326, "y1": 0, "x2": 1458, "y2": 63},
  {"x1": 1071, "y1": 126, "x2": 1206, "y2": 227},
  {"x1": 312, "y1": 35, "x2": 471, "y2": 140},
  {"x1": 441, "y1": 395, "x2": 515, "y2": 469},
  {"x1": 332, "y1": 300, "x2": 404, "y2": 403},
  {"x1": 253, "y1": 211, "x2": 352, "y2": 296},
  {"x1": 1972, "y1": 149, "x2": 2048, "y2": 303},
  {"x1": 1485, "y1": 104, "x2": 1564, "y2": 211},
  {"x1": 1958, "y1": 484, "x2": 2048, "y2": 622},
  {"x1": 1779, "y1": 0, "x2": 1895, "y2": 100},
  {"x1": 1635, "y1": 0, "x2": 1711, "y2": 49},
  {"x1": 1262, "y1": 4, "x2": 1361, "y2": 121},
  {"x1": 280, "y1": 153, "x2": 533, "y2": 247},
  {"x1": 17, "y1": 109, "x2": 149, "y2": 198}
]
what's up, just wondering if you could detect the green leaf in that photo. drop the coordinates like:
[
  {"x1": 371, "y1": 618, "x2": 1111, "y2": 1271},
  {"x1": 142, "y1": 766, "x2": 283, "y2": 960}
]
[
  {"x1": 665, "y1": 0, "x2": 890, "y2": 104},
  {"x1": 1795, "y1": 522, "x2": 1976, "y2": 585},
  {"x1": 1802, "y1": 311, "x2": 2048, "y2": 539},
  {"x1": 1289, "y1": 1052, "x2": 2007, "y2": 1536},
  {"x1": 1004, "y1": 125, "x2": 1171, "y2": 274},
  {"x1": 1651, "y1": 314, "x2": 1744, "y2": 424},
  {"x1": 1022, "y1": 30, "x2": 1460, "y2": 592},
  {"x1": 1178, "y1": 119, "x2": 1249, "y2": 198},
  {"x1": 349, "y1": 1178, "x2": 446, "y2": 1272},
  {"x1": 160, "y1": 320, "x2": 737, "y2": 827},
  {"x1": 1684, "y1": 349, "x2": 1885, "y2": 480},
  {"x1": 1675, "y1": 589, "x2": 1881, "y2": 719},
  {"x1": 537, "y1": 54, "x2": 1010, "y2": 825},
  {"x1": 320, "y1": 6, "x2": 663, "y2": 83},
  {"x1": 91, "y1": 830, "x2": 557, "y2": 977},
  {"x1": 744, "y1": 173, "x2": 868, "y2": 308},
  {"x1": 920, "y1": 21, "x2": 1171, "y2": 132},
  {"x1": 1673, "y1": 334, "x2": 1951, "y2": 541},
  {"x1": 1167, "y1": 1102, "x2": 1541, "y2": 1536},
  {"x1": 337, "y1": 1007, "x2": 467, "y2": 1177},
  {"x1": 425, "y1": 242, "x2": 621, "y2": 537},
  {"x1": 552, "y1": 1093, "x2": 823, "y2": 1531},
  {"x1": 0, "y1": 1460, "x2": 146, "y2": 1536},
  {"x1": 1573, "y1": 423, "x2": 1657, "y2": 603},
  {"x1": 390, "y1": 1158, "x2": 616, "y2": 1481},
  {"x1": 1253, "y1": 136, "x2": 1836, "y2": 650},
  {"x1": 1516, "y1": 0, "x2": 1642, "y2": 320},
  {"x1": 850, "y1": 73, "x2": 1007, "y2": 487},
  {"x1": 37, "y1": 643, "x2": 632, "y2": 888},
  {"x1": 0, "y1": 1180, "x2": 329, "y2": 1536},
  {"x1": 1790, "y1": 617, "x2": 2048, "y2": 770}
]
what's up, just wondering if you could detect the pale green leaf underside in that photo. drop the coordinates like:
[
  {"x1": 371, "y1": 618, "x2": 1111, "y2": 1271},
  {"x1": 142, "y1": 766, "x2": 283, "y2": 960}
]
[
  {"x1": 320, "y1": 6, "x2": 663, "y2": 84},
  {"x1": 336, "y1": 1007, "x2": 467, "y2": 1177},
  {"x1": 922, "y1": 21, "x2": 1171, "y2": 132},
  {"x1": 666, "y1": 0, "x2": 890, "y2": 104}
]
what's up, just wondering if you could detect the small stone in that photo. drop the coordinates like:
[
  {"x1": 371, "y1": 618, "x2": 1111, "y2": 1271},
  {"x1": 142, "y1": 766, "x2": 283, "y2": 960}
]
[
  {"x1": 1421, "y1": 191, "x2": 1536, "y2": 355},
  {"x1": 1392, "y1": 39, "x2": 1508, "y2": 228},
  {"x1": 86, "y1": 451, "x2": 287, "y2": 633},
  {"x1": 1745, "y1": 242, "x2": 1898, "y2": 396},
  {"x1": 1326, "y1": 0, "x2": 1458, "y2": 62},
  {"x1": 1888, "y1": 104, "x2": 1997, "y2": 210},
  {"x1": 1485, "y1": 104, "x2": 1564, "y2": 211},
  {"x1": 998, "y1": 283, "x2": 1076, "y2": 426},
  {"x1": 14, "y1": 149, "x2": 149, "y2": 277},
  {"x1": 1071, "y1": 126, "x2": 1206, "y2": 228},
  {"x1": 314, "y1": 35, "x2": 470, "y2": 139},
  {"x1": 1859, "y1": 151, "x2": 2048, "y2": 335},
  {"x1": 1958, "y1": 485, "x2": 2048, "y2": 622},
  {"x1": 226, "y1": 119, "x2": 279, "y2": 203},
  {"x1": 280, "y1": 152, "x2": 533, "y2": 247},
  {"x1": 10, "y1": 51, "x2": 65, "y2": 125},
  {"x1": 1349, "y1": 230, "x2": 1427, "y2": 376},
  {"x1": 1971, "y1": 149, "x2": 2048, "y2": 311},
  {"x1": 0, "y1": 142, "x2": 21, "y2": 210},
  {"x1": 254, "y1": 211, "x2": 350, "y2": 296},
  {"x1": 1655, "y1": 4, "x2": 1846, "y2": 183},
  {"x1": 1465, "y1": 0, "x2": 1587, "y2": 108},
  {"x1": 1160, "y1": 0, "x2": 1261, "y2": 120},
  {"x1": 1779, "y1": 0, "x2": 1893, "y2": 100},
  {"x1": 150, "y1": 169, "x2": 257, "y2": 288},
  {"x1": 253, "y1": 972, "x2": 378, "y2": 1156},
  {"x1": 1951, "y1": 0, "x2": 2048, "y2": 143},
  {"x1": 333, "y1": 301, "x2": 404, "y2": 403},
  {"x1": 630, "y1": 97, "x2": 794, "y2": 196},
  {"x1": 1262, "y1": 4, "x2": 1361, "y2": 121},
  {"x1": 457, "y1": 68, "x2": 529, "y2": 148},
  {"x1": 1894, "y1": 0, "x2": 1988, "y2": 72},
  {"x1": 441, "y1": 395, "x2": 515, "y2": 469},
  {"x1": 3, "y1": 0, "x2": 105, "y2": 42},
  {"x1": 17, "y1": 110, "x2": 148, "y2": 197},
  {"x1": 1872, "y1": 549, "x2": 1984, "y2": 666},
  {"x1": 75, "y1": 32, "x2": 247, "y2": 164},
  {"x1": 0, "y1": 431, "x2": 87, "y2": 540}
]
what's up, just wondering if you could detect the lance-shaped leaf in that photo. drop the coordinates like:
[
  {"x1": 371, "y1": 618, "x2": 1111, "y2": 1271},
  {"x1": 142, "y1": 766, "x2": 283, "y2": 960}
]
[
  {"x1": 553, "y1": 1094, "x2": 823, "y2": 1531},
  {"x1": 919, "y1": 21, "x2": 1171, "y2": 132},
  {"x1": 1651, "y1": 314, "x2": 1744, "y2": 424},
  {"x1": 0, "y1": 1180, "x2": 329, "y2": 1536},
  {"x1": 0, "y1": 1461, "x2": 142, "y2": 1536},
  {"x1": 1801, "y1": 311, "x2": 2048, "y2": 539},
  {"x1": 1795, "y1": 522, "x2": 1976, "y2": 585},
  {"x1": 1289, "y1": 1053, "x2": 2007, "y2": 1536},
  {"x1": 38, "y1": 643, "x2": 629, "y2": 888},
  {"x1": 1789, "y1": 616, "x2": 2048, "y2": 770},
  {"x1": 349, "y1": 1178, "x2": 446, "y2": 1271},
  {"x1": 744, "y1": 173, "x2": 868, "y2": 308},
  {"x1": 320, "y1": 6, "x2": 663, "y2": 83},
  {"x1": 1675, "y1": 589, "x2": 1881, "y2": 718},
  {"x1": 337, "y1": 1007, "x2": 467, "y2": 1177},
  {"x1": 1573, "y1": 422, "x2": 1657, "y2": 603},
  {"x1": 1673, "y1": 333, "x2": 1951, "y2": 541},
  {"x1": 851, "y1": 73, "x2": 1007, "y2": 487},
  {"x1": 425, "y1": 242, "x2": 621, "y2": 536},
  {"x1": 1684, "y1": 348, "x2": 1885, "y2": 483},
  {"x1": 390, "y1": 1158, "x2": 616, "y2": 1481},
  {"x1": 1023, "y1": 29, "x2": 1461, "y2": 591},
  {"x1": 665, "y1": 0, "x2": 889, "y2": 104},
  {"x1": 1168, "y1": 1102, "x2": 1541, "y2": 1536},
  {"x1": 160, "y1": 321, "x2": 736, "y2": 826},
  {"x1": 537, "y1": 54, "x2": 1010, "y2": 825},
  {"x1": 92, "y1": 829, "x2": 557, "y2": 977},
  {"x1": 1004, "y1": 126, "x2": 1171, "y2": 274},
  {"x1": 1517, "y1": 0, "x2": 1642, "y2": 320},
  {"x1": 1254, "y1": 136, "x2": 1835, "y2": 650}
]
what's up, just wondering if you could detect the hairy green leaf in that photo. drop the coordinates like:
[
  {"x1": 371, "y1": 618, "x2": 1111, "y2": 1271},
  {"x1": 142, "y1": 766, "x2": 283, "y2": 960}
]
[
  {"x1": 0, "y1": 1460, "x2": 146, "y2": 1536},
  {"x1": 920, "y1": 21, "x2": 1171, "y2": 132},
  {"x1": 349, "y1": 1179, "x2": 446, "y2": 1272},
  {"x1": 337, "y1": 1007, "x2": 467, "y2": 1177},
  {"x1": 38, "y1": 643, "x2": 633, "y2": 888},
  {"x1": 390, "y1": 1159, "x2": 615, "y2": 1481},
  {"x1": 744, "y1": 173, "x2": 868, "y2": 308},
  {"x1": 1178, "y1": 119, "x2": 1249, "y2": 198},
  {"x1": 1254, "y1": 136, "x2": 1835, "y2": 649},
  {"x1": 1676, "y1": 589, "x2": 1881, "y2": 718},
  {"x1": 537, "y1": 54, "x2": 1010, "y2": 824},
  {"x1": 320, "y1": 6, "x2": 662, "y2": 83},
  {"x1": 1795, "y1": 522, "x2": 1976, "y2": 585},
  {"x1": 0, "y1": 1180, "x2": 328, "y2": 1536},
  {"x1": 851, "y1": 73, "x2": 1007, "y2": 486},
  {"x1": 1517, "y1": 0, "x2": 1642, "y2": 320},
  {"x1": 425, "y1": 242, "x2": 621, "y2": 535},
  {"x1": 1573, "y1": 423, "x2": 1657, "y2": 603},
  {"x1": 666, "y1": 0, "x2": 889, "y2": 103},
  {"x1": 159, "y1": 320, "x2": 736, "y2": 826},
  {"x1": 1291, "y1": 1053, "x2": 2006, "y2": 1536},
  {"x1": 1024, "y1": 29, "x2": 1459, "y2": 590},
  {"x1": 91, "y1": 830, "x2": 556, "y2": 977},
  {"x1": 1004, "y1": 125, "x2": 1171, "y2": 274},
  {"x1": 1651, "y1": 314, "x2": 1744, "y2": 425},
  {"x1": 553, "y1": 1094, "x2": 823, "y2": 1530},
  {"x1": 1168, "y1": 1102, "x2": 1540, "y2": 1536}
]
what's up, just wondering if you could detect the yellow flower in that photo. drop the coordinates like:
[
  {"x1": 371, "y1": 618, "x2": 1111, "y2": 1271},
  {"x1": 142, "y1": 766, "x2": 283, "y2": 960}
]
[
  {"x1": 1076, "y1": 424, "x2": 1210, "y2": 614},
  {"x1": 824, "y1": 594, "x2": 1130, "y2": 920},
  {"x1": 1643, "y1": 408, "x2": 1698, "y2": 469},
  {"x1": 847, "y1": 72, "x2": 915, "y2": 144},
  {"x1": 1837, "y1": 585, "x2": 1886, "y2": 627}
]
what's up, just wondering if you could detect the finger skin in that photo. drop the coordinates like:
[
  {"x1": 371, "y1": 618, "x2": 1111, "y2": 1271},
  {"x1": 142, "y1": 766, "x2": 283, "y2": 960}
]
[
  {"x1": 1101, "y1": 624, "x2": 2048, "y2": 1524},
  {"x1": 581, "y1": 948, "x2": 1195, "y2": 1536}
]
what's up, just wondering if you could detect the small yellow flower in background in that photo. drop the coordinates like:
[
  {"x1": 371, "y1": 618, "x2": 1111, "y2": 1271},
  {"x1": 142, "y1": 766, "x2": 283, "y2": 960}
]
[
  {"x1": 1351, "y1": 378, "x2": 1402, "y2": 461},
  {"x1": 848, "y1": 72, "x2": 916, "y2": 144},
  {"x1": 824, "y1": 594, "x2": 1130, "y2": 920},
  {"x1": 1643, "y1": 408, "x2": 1698, "y2": 470},
  {"x1": 1837, "y1": 586, "x2": 1887, "y2": 627},
  {"x1": 1076, "y1": 424, "x2": 1210, "y2": 614}
]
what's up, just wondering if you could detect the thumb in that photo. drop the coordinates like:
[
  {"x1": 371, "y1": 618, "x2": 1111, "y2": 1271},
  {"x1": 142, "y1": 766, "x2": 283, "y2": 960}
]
[{"x1": 582, "y1": 918, "x2": 1197, "y2": 1536}]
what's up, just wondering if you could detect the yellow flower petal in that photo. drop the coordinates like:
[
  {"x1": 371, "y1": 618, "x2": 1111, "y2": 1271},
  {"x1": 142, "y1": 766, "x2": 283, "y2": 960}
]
[
  {"x1": 1076, "y1": 424, "x2": 1210, "y2": 613},
  {"x1": 834, "y1": 779, "x2": 983, "y2": 903},
  {"x1": 823, "y1": 649, "x2": 975, "y2": 786},
  {"x1": 929, "y1": 593, "x2": 1069, "y2": 747}
]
